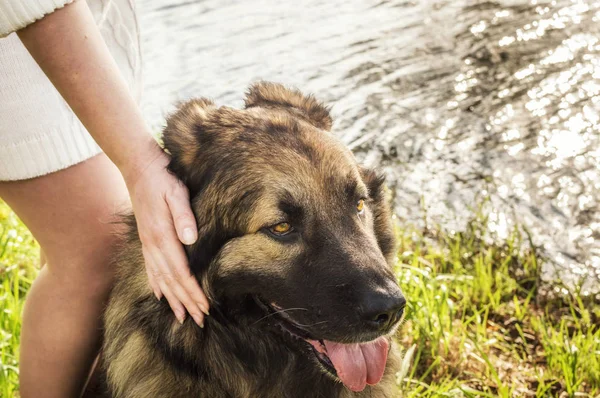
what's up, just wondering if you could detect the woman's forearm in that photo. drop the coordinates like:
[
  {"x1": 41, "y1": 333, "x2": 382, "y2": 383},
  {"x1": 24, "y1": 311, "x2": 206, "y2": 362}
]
[{"x1": 17, "y1": 0, "x2": 159, "y2": 183}]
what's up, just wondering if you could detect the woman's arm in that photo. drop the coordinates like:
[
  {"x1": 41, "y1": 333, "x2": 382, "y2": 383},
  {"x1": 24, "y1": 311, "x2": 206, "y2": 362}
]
[
  {"x1": 17, "y1": 0, "x2": 153, "y2": 182},
  {"x1": 17, "y1": 0, "x2": 209, "y2": 326}
]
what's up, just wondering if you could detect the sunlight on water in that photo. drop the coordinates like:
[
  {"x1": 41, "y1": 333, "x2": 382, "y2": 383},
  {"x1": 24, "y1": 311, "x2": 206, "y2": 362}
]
[{"x1": 138, "y1": 0, "x2": 600, "y2": 291}]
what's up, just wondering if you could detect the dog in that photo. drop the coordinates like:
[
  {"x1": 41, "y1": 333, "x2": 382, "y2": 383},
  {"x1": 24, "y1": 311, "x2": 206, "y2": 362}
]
[{"x1": 101, "y1": 82, "x2": 406, "y2": 397}]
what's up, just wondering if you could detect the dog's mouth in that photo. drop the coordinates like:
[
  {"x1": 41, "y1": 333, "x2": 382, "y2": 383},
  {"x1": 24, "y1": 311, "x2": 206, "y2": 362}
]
[{"x1": 255, "y1": 299, "x2": 390, "y2": 392}]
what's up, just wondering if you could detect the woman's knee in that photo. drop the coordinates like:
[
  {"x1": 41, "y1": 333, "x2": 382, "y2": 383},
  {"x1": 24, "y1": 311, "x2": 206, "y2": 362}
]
[
  {"x1": 1, "y1": 154, "x2": 130, "y2": 294},
  {"x1": 42, "y1": 225, "x2": 124, "y2": 295}
]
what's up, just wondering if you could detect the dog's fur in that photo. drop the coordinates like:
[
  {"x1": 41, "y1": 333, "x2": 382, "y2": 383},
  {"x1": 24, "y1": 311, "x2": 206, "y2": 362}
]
[{"x1": 101, "y1": 82, "x2": 403, "y2": 398}]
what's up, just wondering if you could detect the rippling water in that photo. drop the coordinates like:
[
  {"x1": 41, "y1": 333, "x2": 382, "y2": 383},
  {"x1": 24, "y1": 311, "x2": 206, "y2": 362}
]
[{"x1": 138, "y1": 0, "x2": 600, "y2": 292}]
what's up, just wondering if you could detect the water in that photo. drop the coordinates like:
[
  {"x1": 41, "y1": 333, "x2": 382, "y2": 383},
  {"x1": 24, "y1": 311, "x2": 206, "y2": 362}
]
[{"x1": 138, "y1": 0, "x2": 600, "y2": 292}]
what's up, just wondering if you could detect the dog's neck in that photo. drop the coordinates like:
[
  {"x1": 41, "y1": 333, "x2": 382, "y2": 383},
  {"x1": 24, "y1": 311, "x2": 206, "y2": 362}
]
[{"x1": 191, "y1": 297, "x2": 345, "y2": 398}]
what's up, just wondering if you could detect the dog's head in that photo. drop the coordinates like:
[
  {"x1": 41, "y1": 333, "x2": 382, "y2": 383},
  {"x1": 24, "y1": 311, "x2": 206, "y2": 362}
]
[{"x1": 162, "y1": 82, "x2": 405, "y2": 392}]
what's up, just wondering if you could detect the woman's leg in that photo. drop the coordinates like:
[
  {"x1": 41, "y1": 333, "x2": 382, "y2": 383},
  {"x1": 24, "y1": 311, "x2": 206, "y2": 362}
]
[{"x1": 0, "y1": 153, "x2": 130, "y2": 398}]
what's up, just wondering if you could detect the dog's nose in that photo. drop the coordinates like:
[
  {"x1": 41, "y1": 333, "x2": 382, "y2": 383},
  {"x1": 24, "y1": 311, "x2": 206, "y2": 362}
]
[{"x1": 360, "y1": 290, "x2": 406, "y2": 331}]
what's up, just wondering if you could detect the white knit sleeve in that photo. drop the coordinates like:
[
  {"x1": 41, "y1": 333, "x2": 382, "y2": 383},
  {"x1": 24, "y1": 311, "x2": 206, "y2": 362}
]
[{"x1": 0, "y1": 0, "x2": 74, "y2": 38}]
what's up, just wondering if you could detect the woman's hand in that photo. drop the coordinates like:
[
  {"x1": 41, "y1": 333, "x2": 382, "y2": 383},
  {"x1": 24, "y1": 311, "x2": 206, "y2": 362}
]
[{"x1": 125, "y1": 146, "x2": 209, "y2": 327}]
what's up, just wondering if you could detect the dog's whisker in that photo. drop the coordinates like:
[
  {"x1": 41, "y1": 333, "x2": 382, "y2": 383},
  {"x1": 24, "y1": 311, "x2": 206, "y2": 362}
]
[
  {"x1": 252, "y1": 307, "x2": 309, "y2": 325},
  {"x1": 294, "y1": 320, "x2": 328, "y2": 328},
  {"x1": 275, "y1": 307, "x2": 309, "y2": 312}
]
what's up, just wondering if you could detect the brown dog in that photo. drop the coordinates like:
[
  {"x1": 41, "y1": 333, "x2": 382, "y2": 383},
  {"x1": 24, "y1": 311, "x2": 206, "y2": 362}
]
[{"x1": 101, "y1": 82, "x2": 405, "y2": 397}]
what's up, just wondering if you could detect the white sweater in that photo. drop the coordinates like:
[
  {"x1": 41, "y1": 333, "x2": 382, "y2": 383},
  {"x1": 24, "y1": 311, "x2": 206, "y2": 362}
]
[
  {"x1": 0, "y1": 0, "x2": 75, "y2": 36},
  {"x1": 0, "y1": 0, "x2": 141, "y2": 181}
]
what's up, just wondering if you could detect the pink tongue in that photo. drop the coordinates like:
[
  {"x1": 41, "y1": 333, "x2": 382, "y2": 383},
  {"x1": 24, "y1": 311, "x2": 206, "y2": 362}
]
[{"x1": 322, "y1": 337, "x2": 389, "y2": 392}]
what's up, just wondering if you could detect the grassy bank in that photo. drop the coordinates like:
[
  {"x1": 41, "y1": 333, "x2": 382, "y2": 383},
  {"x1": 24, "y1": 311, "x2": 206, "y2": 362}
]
[
  {"x1": 0, "y1": 199, "x2": 599, "y2": 397},
  {"x1": 395, "y1": 214, "x2": 599, "y2": 397}
]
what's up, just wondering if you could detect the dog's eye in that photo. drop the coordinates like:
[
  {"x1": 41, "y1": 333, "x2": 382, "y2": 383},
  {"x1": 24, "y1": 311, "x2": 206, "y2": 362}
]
[
  {"x1": 356, "y1": 199, "x2": 365, "y2": 214},
  {"x1": 270, "y1": 222, "x2": 293, "y2": 235}
]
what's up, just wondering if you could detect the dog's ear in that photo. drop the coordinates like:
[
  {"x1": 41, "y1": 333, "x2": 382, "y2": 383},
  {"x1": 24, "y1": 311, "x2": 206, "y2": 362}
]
[
  {"x1": 360, "y1": 168, "x2": 396, "y2": 263},
  {"x1": 162, "y1": 98, "x2": 216, "y2": 182},
  {"x1": 244, "y1": 82, "x2": 332, "y2": 131}
]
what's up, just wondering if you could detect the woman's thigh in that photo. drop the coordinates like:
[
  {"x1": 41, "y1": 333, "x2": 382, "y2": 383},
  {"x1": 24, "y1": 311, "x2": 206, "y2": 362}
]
[{"x1": 0, "y1": 153, "x2": 130, "y2": 279}]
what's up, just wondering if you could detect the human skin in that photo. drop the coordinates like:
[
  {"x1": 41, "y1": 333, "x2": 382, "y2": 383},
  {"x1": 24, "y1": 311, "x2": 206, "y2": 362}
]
[
  {"x1": 0, "y1": 0, "x2": 209, "y2": 396},
  {"x1": 1, "y1": 154, "x2": 131, "y2": 397}
]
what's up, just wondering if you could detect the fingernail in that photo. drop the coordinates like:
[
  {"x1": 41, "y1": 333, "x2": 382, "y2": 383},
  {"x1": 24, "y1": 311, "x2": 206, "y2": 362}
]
[
  {"x1": 176, "y1": 311, "x2": 186, "y2": 324},
  {"x1": 182, "y1": 228, "x2": 197, "y2": 245},
  {"x1": 154, "y1": 290, "x2": 161, "y2": 301},
  {"x1": 192, "y1": 313, "x2": 204, "y2": 328},
  {"x1": 198, "y1": 303, "x2": 210, "y2": 316}
]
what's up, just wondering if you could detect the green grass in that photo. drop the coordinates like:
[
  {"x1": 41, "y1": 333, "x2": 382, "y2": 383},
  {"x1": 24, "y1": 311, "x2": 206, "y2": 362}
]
[
  {"x1": 1, "y1": 199, "x2": 599, "y2": 397},
  {"x1": 0, "y1": 201, "x2": 38, "y2": 397},
  {"x1": 394, "y1": 212, "x2": 600, "y2": 397}
]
